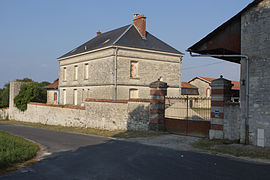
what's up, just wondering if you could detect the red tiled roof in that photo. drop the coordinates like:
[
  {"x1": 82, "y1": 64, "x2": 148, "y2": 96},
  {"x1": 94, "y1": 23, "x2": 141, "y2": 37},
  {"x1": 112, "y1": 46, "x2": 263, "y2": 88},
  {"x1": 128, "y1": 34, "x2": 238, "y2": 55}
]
[
  {"x1": 197, "y1": 76, "x2": 216, "y2": 83},
  {"x1": 45, "y1": 78, "x2": 59, "y2": 89},
  {"x1": 181, "y1": 82, "x2": 198, "y2": 89}
]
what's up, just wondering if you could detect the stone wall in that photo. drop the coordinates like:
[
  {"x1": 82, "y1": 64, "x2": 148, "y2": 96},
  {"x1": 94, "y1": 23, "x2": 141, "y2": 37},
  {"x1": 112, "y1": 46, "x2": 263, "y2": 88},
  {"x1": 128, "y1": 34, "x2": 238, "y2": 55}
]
[
  {"x1": 0, "y1": 108, "x2": 9, "y2": 120},
  {"x1": 223, "y1": 102, "x2": 240, "y2": 140},
  {"x1": 9, "y1": 99, "x2": 150, "y2": 131},
  {"x1": 241, "y1": 0, "x2": 270, "y2": 146}
]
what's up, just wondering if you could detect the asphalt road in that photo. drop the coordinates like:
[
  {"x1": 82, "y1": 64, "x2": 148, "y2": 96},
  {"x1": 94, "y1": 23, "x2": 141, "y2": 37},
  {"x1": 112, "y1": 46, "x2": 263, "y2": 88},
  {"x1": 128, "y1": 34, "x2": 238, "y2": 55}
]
[{"x1": 0, "y1": 123, "x2": 270, "y2": 180}]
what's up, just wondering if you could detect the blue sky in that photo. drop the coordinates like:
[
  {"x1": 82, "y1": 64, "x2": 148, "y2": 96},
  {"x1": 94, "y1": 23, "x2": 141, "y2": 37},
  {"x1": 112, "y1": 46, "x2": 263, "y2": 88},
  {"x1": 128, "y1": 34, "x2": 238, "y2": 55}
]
[{"x1": 0, "y1": 0, "x2": 253, "y2": 87}]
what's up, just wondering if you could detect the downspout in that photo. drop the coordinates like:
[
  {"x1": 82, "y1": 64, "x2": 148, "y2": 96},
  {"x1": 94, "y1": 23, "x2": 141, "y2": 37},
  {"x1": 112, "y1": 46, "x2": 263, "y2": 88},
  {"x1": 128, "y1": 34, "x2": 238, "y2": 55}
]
[
  {"x1": 114, "y1": 47, "x2": 119, "y2": 99},
  {"x1": 189, "y1": 52, "x2": 249, "y2": 144}
]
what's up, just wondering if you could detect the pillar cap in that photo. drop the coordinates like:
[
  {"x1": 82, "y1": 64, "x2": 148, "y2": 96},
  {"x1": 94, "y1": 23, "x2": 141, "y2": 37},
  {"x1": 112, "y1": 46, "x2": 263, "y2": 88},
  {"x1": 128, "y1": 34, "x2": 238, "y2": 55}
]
[{"x1": 150, "y1": 80, "x2": 168, "y2": 88}]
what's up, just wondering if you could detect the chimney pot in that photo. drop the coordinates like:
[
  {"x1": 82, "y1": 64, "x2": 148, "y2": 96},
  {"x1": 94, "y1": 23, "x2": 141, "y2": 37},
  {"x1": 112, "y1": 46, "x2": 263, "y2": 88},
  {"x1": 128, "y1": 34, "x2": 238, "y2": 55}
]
[{"x1": 96, "y1": 29, "x2": 101, "y2": 36}]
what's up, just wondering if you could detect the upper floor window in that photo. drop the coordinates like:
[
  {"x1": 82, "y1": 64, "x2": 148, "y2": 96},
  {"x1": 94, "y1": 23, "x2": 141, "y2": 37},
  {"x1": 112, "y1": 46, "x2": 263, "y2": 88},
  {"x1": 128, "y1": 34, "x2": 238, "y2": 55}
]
[
  {"x1": 63, "y1": 67, "x2": 67, "y2": 81},
  {"x1": 74, "y1": 65, "x2": 78, "y2": 81},
  {"x1": 84, "y1": 63, "x2": 89, "y2": 80},
  {"x1": 130, "y1": 61, "x2": 138, "y2": 78}
]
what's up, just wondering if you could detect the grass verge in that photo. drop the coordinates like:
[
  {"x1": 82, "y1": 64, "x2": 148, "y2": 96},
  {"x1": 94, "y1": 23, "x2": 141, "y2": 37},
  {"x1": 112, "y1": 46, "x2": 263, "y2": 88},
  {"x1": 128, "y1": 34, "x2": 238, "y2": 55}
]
[
  {"x1": 0, "y1": 130, "x2": 39, "y2": 173},
  {"x1": 192, "y1": 139, "x2": 270, "y2": 160},
  {"x1": 0, "y1": 120, "x2": 168, "y2": 139}
]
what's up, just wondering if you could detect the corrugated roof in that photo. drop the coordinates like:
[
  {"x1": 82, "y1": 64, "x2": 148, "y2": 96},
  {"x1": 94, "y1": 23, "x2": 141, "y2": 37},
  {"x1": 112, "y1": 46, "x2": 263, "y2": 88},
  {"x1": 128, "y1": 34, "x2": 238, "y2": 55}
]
[
  {"x1": 45, "y1": 78, "x2": 59, "y2": 90},
  {"x1": 59, "y1": 24, "x2": 183, "y2": 59}
]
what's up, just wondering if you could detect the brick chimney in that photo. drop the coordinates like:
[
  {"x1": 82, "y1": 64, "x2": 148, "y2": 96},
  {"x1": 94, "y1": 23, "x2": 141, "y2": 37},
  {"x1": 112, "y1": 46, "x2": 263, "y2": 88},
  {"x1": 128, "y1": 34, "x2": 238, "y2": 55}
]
[
  {"x1": 133, "y1": 14, "x2": 146, "y2": 38},
  {"x1": 96, "y1": 29, "x2": 101, "y2": 36}
]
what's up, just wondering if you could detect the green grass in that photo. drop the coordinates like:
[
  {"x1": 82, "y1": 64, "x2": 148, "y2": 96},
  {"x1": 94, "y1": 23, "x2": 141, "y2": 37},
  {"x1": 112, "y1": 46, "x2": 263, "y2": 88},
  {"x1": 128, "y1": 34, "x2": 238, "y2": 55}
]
[
  {"x1": 0, "y1": 120, "x2": 168, "y2": 139},
  {"x1": 0, "y1": 130, "x2": 39, "y2": 172},
  {"x1": 192, "y1": 139, "x2": 270, "y2": 159}
]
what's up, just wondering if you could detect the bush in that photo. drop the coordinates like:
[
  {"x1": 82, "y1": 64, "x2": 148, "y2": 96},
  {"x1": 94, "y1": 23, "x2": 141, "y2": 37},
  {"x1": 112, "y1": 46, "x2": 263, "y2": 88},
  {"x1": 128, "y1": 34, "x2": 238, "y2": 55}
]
[{"x1": 14, "y1": 82, "x2": 47, "y2": 111}]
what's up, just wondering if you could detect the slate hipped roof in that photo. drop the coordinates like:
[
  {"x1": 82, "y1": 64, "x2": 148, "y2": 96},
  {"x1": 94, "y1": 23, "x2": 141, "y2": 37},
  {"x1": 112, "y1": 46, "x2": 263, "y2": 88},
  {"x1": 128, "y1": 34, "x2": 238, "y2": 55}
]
[{"x1": 59, "y1": 24, "x2": 183, "y2": 59}]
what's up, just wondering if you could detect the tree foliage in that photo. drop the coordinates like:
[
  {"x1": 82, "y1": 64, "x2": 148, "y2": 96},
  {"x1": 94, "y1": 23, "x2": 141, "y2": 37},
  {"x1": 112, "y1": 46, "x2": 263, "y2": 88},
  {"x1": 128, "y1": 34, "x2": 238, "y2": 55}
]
[{"x1": 14, "y1": 82, "x2": 48, "y2": 111}]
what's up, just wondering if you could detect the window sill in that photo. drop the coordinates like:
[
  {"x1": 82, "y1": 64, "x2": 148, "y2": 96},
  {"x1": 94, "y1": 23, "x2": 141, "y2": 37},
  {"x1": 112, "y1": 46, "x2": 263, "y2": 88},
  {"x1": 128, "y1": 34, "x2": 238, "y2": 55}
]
[{"x1": 130, "y1": 77, "x2": 140, "y2": 80}]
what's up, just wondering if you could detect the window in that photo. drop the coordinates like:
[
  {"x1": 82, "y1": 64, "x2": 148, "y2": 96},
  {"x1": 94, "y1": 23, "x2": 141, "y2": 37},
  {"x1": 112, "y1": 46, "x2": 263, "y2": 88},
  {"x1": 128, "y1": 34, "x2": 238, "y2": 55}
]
[
  {"x1": 63, "y1": 89, "x2": 66, "y2": 105},
  {"x1": 74, "y1": 65, "x2": 78, "y2": 81},
  {"x1": 82, "y1": 89, "x2": 84, "y2": 102},
  {"x1": 129, "y1": 89, "x2": 138, "y2": 99},
  {"x1": 130, "y1": 61, "x2": 138, "y2": 78},
  {"x1": 73, "y1": 89, "x2": 78, "y2": 105},
  {"x1": 63, "y1": 67, "x2": 67, "y2": 81},
  {"x1": 54, "y1": 92, "x2": 57, "y2": 101},
  {"x1": 206, "y1": 88, "x2": 211, "y2": 97},
  {"x1": 84, "y1": 63, "x2": 89, "y2": 80},
  {"x1": 87, "y1": 89, "x2": 90, "y2": 98}
]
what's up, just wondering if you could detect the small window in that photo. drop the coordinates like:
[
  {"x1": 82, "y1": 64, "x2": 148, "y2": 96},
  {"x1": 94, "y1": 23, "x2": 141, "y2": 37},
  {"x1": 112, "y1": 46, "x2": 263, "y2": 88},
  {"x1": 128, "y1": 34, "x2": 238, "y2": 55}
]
[
  {"x1": 73, "y1": 89, "x2": 78, "y2": 105},
  {"x1": 63, "y1": 89, "x2": 66, "y2": 105},
  {"x1": 206, "y1": 88, "x2": 211, "y2": 97},
  {"x1": 84, "y1": 63, "x2": 89, "y2": 80},
  {"x1": 74, "y1": 65, "x2": 78, "y2": 81},
  {"x1": 87, "y1": 89, "x2": 90, "y2": 98},
  {"x1": 63, "y1": 67, "x2": 67, "y2": 81},
  {"x1": 130, "y1": 61, "x2": 138, "y2": 78},
  {"x1": 54, "y1": 92, "x2": 57, "y2": 101},
  {"x1": 129, "y1": 89, "x2": 138, "y2": 99}
]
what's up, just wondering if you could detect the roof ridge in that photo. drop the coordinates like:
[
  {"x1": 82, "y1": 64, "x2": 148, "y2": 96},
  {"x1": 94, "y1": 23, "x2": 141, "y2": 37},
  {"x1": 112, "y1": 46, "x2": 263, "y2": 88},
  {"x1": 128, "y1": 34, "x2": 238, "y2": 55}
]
[{"x1": 113, "y1": 24, "x2": 133, "y2": 45}]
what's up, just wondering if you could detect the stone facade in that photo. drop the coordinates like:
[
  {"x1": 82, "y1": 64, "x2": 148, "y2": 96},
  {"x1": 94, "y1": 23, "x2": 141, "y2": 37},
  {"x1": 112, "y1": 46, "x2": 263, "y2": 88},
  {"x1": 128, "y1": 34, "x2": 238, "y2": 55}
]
[
  {"x1": 189, "y1": 78, "x2": 211, "y2": 98},
  {"x1": 46, "y1": 90, "x2": 58, "y2": 104},
  {"x1": 240, "y1": 0, "x2": 270, "y2": 146},
  {"x1": 58, "y1": 47, "x2": 182, "y2": 106}
]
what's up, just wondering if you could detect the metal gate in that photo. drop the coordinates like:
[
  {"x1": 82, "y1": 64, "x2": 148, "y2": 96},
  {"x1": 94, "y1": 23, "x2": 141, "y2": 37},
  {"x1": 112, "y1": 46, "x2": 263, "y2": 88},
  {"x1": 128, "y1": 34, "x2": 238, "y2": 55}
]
[{"x1": 165, "y1": 96, "x2": 211, "y2": 137}]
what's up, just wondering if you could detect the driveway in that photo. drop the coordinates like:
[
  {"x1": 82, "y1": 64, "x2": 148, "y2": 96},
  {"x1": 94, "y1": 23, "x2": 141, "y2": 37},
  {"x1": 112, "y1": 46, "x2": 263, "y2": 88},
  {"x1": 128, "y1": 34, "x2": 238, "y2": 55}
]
[{"x1": 0, "y1": 123, "x2": 270, "y2": 180}]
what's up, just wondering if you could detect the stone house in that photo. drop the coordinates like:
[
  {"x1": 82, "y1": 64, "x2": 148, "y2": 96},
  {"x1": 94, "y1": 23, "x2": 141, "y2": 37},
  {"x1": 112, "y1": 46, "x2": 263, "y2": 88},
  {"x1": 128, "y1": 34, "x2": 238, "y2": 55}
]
[
  {"x1": 45, "y1": 78, "x2": 59, "y2": 104},
  {"x1": 188, "y1": 0, "x2": 270, "y2": 147},
  {"x1": 189, "y1": 76, "x2": 240, "y2": 101},
  {"x1": 57, "y1": 14, "x2": 183, "y2": 106}
]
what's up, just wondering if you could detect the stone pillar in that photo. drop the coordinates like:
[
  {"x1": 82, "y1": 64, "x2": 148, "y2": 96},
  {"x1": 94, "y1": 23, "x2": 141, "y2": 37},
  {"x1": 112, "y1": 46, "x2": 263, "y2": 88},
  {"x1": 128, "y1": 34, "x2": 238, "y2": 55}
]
[
  {"x1": 9, "y1": 81, "x2": 25, "y2": 119},
  {"x1": 209, "y1": 76, "x2": 232, "y2": 139},
  {"x1": 149, "y1": 80, "x2": 168, "y2": 131}
]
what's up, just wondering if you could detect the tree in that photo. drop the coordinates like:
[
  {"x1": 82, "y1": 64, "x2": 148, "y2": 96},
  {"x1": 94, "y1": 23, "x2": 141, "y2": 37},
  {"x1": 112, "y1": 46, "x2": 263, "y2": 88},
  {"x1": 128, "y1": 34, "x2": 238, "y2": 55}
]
[{"x1": 14, "y1": 82, "x2": 47, "y2": 111}]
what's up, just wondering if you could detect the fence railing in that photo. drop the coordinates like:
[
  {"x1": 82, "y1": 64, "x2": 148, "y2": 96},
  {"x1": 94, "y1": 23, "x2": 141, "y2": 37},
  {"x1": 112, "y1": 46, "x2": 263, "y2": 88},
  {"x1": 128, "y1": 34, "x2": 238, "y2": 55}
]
[{"x1": 165, "y1": 97, "x2": 211, "y2": 121}]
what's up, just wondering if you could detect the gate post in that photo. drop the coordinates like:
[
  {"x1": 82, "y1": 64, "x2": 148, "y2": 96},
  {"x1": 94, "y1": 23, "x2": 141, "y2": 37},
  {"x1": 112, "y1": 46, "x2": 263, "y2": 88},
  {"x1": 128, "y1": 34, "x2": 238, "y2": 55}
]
[
  {"x1": 149, "y1": 80, "x2": 168, "y2": 131},
  {"x1": 209, "y1": 75, "x2": 232, "y2": 139}
]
